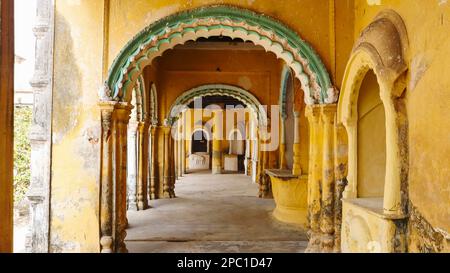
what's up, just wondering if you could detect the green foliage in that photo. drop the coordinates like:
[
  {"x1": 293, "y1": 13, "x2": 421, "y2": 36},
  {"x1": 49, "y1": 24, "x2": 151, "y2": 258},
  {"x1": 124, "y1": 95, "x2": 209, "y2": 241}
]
[{"x1": 14, "y1": 106, "x2": 32, "y2": 203}]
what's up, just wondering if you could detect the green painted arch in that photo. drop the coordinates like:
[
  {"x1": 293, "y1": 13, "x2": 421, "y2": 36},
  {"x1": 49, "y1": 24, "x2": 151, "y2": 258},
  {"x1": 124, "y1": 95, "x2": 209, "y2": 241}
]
[
  {"x1": 105, "y1": 5, "x2": 335, "y2": 105},
  {"x1": 166, "y1": 84, "x2": 268, "y2": 127}
]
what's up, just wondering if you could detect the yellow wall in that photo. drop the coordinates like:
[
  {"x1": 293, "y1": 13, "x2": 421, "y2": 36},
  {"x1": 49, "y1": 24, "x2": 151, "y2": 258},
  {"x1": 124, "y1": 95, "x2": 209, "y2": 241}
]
[
  {"x1": 154, "y1": 47, "x2": 282, "y2": 121},
  {"x1": 357, "y1": 70, "x2": 386, "y2": 198},
  {"x1": 51, "y1": 0, "x2": 104, "y2": 252},
  {"x1": 354, "y1": 0, "x2": 450, "y2": 251}
]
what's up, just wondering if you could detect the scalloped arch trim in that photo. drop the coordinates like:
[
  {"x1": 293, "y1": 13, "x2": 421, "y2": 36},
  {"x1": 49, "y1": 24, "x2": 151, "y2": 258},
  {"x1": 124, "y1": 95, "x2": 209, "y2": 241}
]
[{"x1": 106, "y1": 5, "x2": 335, "y2": 105}]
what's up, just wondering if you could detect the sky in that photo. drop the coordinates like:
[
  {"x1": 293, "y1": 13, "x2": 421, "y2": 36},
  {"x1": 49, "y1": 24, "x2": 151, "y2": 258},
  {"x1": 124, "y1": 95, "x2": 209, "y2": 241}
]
[{"x1": 14, "y1": 0, "x2": 37, "y2": 91}]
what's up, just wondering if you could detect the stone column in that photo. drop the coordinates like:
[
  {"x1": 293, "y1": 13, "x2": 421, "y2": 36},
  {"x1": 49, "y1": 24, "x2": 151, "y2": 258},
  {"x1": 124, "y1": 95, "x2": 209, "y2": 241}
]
[
  {"x1": 244, "y1": 137, "x2": 251, "y2": 176},
  {"x1": 25, "y1": 0, "x2": 55, "y2": 253},
  {"x1": 137, "y1": 122, "x2": 149, "y2": 210},
  {"x1": 305, "y1": 105, "x2": 322, "y2": 252},
  {"x1": 181, "y1": 115, "x2": 186, "y2": 175},
  {"x1": 174, "y1": 129, "x2": 179, "y2": 181},
  {"x1": 258, "y1": 126, "x2": 272, "y2": 198},
  {"x1": 149, "y1": 126, "x2": 158, "y2": 200},
  {"x1": 279, "y1": 118, "x2": 287, "y2": 170},
  {"x1": 113, "y1": 104, "x2": 131, "y2": 253},
  {"x1": 212, "y1": 138, "x2": 223, "y2": 175},
  {"x1": 168, "y1": 136, "x2": 176, "y2": 198},
  {"x1": 162, "y1": 126, "x2": 172, "y2": 198},
  {"x1": 320, "y1": 105, "x2": 337, "y2": 252},
  {"x1": 292, "y1": 111, "x2": 302, "y2": 176},
  {"x1": 99, "y1": 102, "x2": 115, "y2": 253},
  {"x1": 333, "y1": 123, "x2": 348, "y2": 252},
  {"x1": 177, "y1": 117, "x2": 183, "y2": 178},
  {"x1": 126, "y1": 121, "x2": 138, "y2": 211}
]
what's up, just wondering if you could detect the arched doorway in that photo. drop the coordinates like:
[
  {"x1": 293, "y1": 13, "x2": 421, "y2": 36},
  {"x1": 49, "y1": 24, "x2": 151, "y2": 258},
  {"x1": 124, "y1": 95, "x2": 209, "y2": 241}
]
[{"x1": 98, "y1": 5, "x2": 335, "y2": 253}]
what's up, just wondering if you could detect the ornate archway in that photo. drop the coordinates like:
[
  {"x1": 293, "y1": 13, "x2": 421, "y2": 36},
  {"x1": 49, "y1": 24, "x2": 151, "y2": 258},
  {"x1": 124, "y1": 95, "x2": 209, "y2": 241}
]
[
  {"x1": 166, "y1": 84, "x2": 268, "y2": 126},
  {"x1": 100, "y1": 5, "x2": 336, "y2": 105}
]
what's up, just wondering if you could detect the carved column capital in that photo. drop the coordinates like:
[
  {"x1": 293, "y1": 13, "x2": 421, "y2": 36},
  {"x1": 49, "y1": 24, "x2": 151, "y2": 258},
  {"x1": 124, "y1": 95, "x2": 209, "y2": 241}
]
[
  {"x1": 305, "y1": 105, "x2": 321, "y2": 121},
  {"x1": 321, "y1": 104, "x2": 337, "y2": 123}
]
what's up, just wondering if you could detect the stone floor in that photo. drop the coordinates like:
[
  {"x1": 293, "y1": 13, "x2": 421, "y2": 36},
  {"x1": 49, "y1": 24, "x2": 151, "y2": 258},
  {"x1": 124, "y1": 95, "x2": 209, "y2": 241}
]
[{"x1": 126, "y1": 171, "x2": 308, "y2": 253}]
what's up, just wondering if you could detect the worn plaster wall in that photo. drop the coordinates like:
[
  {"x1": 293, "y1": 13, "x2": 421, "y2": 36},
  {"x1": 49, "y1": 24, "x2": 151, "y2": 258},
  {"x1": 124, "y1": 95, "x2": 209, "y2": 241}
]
[
  {"x1": 156, "y1": 47, "x2": 282, "y2": 119},
  {"x1": 51, "y1": 0, "x2": 104, "y2": 253},
  {"x1": 354, "y1": 0, "x2": 450, "y2": 252}
]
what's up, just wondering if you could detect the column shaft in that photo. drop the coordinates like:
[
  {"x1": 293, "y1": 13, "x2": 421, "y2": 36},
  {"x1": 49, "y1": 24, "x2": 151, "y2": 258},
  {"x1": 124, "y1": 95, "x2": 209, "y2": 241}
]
[
  {"x1": 305, "y1": 105, "x2": 322, "y2": 252},
  {"x1": 320, "y1": 105, "x2": 337, "y2": 252},
  {"x1": 149, "y1": 126, "x2": 158, "y2": 200},
  {"x1": 99, "y1": 103, "x2": 115, "y2": 253},
  {"x1": 137, "y1": 122, "x2": 149, "y2": 210},
  {"x1": 126, "y1": 123, "x2": 138, "y2": 211},
  {"x1": 292, "y1": 112, "x2": 302, "y2": 176},
  {"x1": 113, "y1": 105, "x2": 131, "y2": 253}
]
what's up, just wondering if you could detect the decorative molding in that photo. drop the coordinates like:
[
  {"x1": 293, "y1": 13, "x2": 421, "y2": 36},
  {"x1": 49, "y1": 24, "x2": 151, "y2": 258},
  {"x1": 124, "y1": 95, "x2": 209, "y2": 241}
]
[{"x1": 105, "y1": 5, "x2": 334, "y2": 105}]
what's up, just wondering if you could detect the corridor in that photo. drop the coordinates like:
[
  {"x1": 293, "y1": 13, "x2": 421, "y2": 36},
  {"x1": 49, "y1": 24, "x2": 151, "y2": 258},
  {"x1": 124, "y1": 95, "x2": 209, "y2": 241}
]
[{"x1": 125, "y1": 171, "x2": 308, "y2": 253}]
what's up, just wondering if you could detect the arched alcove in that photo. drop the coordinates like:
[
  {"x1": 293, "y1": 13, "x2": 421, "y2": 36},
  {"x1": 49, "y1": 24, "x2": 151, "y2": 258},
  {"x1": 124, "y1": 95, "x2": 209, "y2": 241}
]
[
  {"x1": 357, "y1": 70, "x2": 386, "y2": 198},
  {"x1": 338, "y1": 9, "x2": 409, "y2": 253}
]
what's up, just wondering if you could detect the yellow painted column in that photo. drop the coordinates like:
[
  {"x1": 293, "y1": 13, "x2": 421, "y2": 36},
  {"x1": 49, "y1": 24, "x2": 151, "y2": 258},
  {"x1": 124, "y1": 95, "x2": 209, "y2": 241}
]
[
  {"x1": 169, "y1": 136, "x2": 176, "y2": 198},
  {"x1": 137, "y1": 122, "x2": 149, "y2": 210},
  {"x1": 333, "y1": 122, "x2": 348, "y2": 252},
  {"x1": 162, "y1": 126, "x2": 172, "y2": 198},
  {"x1": 113, "y1": 104, "x2": 131, "y2": 253},
  {"x1": 177, "y1": 116, "x2": 184, "y2": 178},
  {"x1": 149, "y1": 126, "x2": 158, "y2": 200},
  {"x1": 174, "y1": 129, "x2": 179, "y2": 180},
  {"x1": 212, "y1": 139, "x2": 222, "y2": 174},
  {"x1": 305, "y1": 105, "x2": 322, "y2": 252},
  {"x1": 279, "y1": 118, "x2": 287, "y2": 170},
  {"x1": 380, "y1": 85, "x2": 404, "y2": 216},
  {"x1": 180, "y1": 113, "x2": 187, "y2": 175},
  {"x1": 212, "y1": 111, "x2": 223, "y2": 175},
  {"x1": 320, "y1": 104, "x2": 337, "y2": 252},
  {"x1": 292, "y1": 111, "x2": 302, "y2": 176},
  {"x1": 99, "y1": 102, "x2": 115, "y2": 253}
]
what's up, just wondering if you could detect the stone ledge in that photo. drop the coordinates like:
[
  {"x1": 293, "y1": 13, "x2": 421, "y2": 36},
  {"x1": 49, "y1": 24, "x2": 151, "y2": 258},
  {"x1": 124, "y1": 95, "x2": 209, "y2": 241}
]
[
  {"x1": 342, "y1": 198, "x2": 408, "y2": 220},
  {"x1": 265, "y1": 169, "x2": 308, "y2": 180}
]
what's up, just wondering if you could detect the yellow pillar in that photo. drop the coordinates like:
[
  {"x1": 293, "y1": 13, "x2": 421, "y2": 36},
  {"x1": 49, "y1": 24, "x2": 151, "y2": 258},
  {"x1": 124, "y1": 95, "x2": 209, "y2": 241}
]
[
  {"x1": 137, "y1": 122, "x2": 149, "y2": 210},
  {"x1": 305, "y1": 105, "x2": 322, "y2": 252},
  {"x1": 320, "y1": 105, "x2": 337, "y2": 252},
  {"x1": 99, "y1": 102, "x2": 115, "y2": 253},
  {"x1": 333, "y1": 122, "x2": 348, "y2": 252},
  {"x1": 149, "y1": 126, "x2": 158, "y2": 200},
  {"x1": 181, "y1": 114, "x2": 186, "y2": 175},
  {"x1": 292, "y1": 111, "x2": 302, "y2": 176},
  {"x1": 212, "y1": 139, "x2": 222, "y2": 174},
  {"x1": 162, "y1": 126, "x2": 172, "y2": 198},
  {"x1": 212, "y1": 111, "x2": 222, "y2": 175},
  {"x1": 279, "y1": 119, "x2": 287, "y2": 170},
  {"x1": 113, "y1": 104, "x2": 131, "y2": 253}
]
